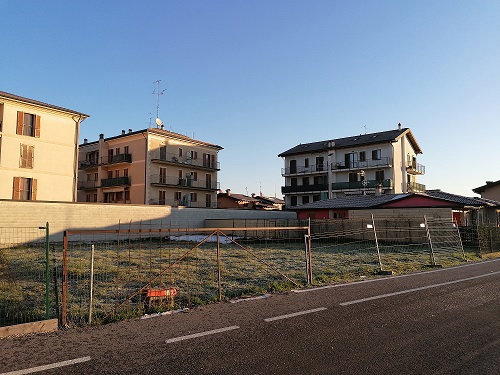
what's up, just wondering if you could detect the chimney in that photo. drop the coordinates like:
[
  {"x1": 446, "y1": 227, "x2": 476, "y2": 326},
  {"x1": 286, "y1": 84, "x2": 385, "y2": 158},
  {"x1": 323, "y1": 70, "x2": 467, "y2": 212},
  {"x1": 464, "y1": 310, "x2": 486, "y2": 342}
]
[
  {"x1": 83, "y1": 138, "x2": 88, "y2": 144},
  {"x1": 226, "y1": 189, "x2": 231, "y2": 196},
  {"x1": 121, "y1": 130, "x2": 126, "y2": 135},
  {"x1": 251, "y1": 193, "x2": 255, "y2": 198},
  {"x1": 128, "y1": 129, "x2": 132, "y2": 133},
  {"x1": 99, "y1": 133, "x2": 104, "y2": 139},
  {"x1": 398, "y1": 123, "x2": 402, "y2": 130}
]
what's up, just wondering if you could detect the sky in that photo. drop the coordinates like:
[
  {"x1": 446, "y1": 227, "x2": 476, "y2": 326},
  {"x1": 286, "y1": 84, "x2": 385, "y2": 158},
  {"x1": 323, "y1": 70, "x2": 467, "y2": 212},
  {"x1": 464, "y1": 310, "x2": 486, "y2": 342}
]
[{"x1": 1, "y1": 0, "x2": 499, "y2": 198}]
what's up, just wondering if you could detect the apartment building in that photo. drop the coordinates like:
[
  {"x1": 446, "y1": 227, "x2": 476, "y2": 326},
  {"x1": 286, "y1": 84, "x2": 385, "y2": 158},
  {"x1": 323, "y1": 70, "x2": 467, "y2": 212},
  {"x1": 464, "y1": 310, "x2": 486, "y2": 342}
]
[
  {"x1": 77, "y1": 128, "x2": 223, "y2": 207},
  {"x1": 278, "y1": 124, "x2": 425, "y2": 208},
  {"x1": 0, "y1": 91, "x2": 88, "y2": 202}
]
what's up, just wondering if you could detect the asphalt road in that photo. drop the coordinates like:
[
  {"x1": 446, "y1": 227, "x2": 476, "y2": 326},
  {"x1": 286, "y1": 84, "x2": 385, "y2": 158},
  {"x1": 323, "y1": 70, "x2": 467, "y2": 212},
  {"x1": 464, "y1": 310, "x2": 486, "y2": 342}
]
[{"x1": 1, "y1": 259, "x2": 499, "y2": 375}]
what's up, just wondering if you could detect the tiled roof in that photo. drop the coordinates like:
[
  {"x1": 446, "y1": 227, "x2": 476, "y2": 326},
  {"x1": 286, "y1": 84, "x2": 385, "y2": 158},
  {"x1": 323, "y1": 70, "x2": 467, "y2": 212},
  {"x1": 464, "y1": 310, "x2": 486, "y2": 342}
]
[
  {"x1": 278, "y1": 128, "x2": 422, "y2": 157},
  {"x1": 0, "y1": 90, "x2": 89, "y2": 117},
  {"x1": 291, "y1": 190, "x2": 496, "y2": 210}
]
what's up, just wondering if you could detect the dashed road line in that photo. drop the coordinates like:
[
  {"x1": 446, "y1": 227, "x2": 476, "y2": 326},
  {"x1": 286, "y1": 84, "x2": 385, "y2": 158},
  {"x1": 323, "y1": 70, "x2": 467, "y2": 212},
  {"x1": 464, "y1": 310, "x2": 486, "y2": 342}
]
[
  {"x1": 166, "y1": 325, "x2": 240, "y2": 343},
  {"x1": 0, "y1": 356, "x2": 91, "y2": 375},
  {"x1": 340, "y1": 271, "x2": 500, "y2": 306},
  {"x1": 264, "y1": 307, "x2": 327, "y2": 322}
]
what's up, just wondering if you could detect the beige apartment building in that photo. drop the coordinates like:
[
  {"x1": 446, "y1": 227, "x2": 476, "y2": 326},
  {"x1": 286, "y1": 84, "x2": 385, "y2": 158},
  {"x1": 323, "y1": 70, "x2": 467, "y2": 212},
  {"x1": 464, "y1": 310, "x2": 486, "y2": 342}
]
[
  {"x1": 77, "y1": 128, "x2": 223, "y2": 207},
  {"x1": 278, "y1": 124, "x2": 425, "y2": 207},
  {"x1": 0, "y1": 91, "x2": 88, "y2": 202}
]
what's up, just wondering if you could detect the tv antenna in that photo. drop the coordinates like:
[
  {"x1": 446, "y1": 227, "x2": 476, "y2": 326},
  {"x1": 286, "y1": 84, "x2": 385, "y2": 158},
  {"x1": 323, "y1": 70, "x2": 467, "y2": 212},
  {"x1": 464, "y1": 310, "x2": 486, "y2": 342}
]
[
  {"x1": 153, "y1": 80, "x2": 166, "y2": 127},
  {"x1": 362, "y1": 125, "x2": 369, "y2": 134}
]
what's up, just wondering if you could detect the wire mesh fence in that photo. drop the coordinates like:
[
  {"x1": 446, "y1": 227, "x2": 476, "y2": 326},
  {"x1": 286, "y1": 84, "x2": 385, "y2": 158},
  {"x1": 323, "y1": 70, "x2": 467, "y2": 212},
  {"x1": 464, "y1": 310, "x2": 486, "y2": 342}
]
[
  {"x1": 61, "y1": 225, "x2": 310, "y2": 327},
  {"x1": 0, "y1": 225, "x2": 54, "y2": 327},
  {"x1": 309, "y1": 216, "x2": 471, "y2": 283}
]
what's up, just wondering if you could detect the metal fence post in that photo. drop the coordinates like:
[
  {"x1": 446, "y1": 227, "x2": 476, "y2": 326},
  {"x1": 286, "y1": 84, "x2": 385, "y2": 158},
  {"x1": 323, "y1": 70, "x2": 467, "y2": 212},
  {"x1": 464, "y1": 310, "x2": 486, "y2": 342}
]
[
  {"x1": 424, "y1": 216, "x2": 436, "y2": 266},
  {"x1": 62, "y1": 231, "x2": 68, "y2": 327},
  {"x1": 44, "y1": 222, "x2": 50, "y2": 320},
  {"x1": 217, "y1": 231, "x2": 222, "y2": 301},
  {"x1": 371, "y1": 214, "x2": 384, "y2": 271}
]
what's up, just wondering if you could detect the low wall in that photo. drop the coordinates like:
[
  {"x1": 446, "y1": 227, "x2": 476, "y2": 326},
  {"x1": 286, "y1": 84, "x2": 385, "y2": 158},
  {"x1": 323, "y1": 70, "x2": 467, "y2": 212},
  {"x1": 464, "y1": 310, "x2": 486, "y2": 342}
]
[{"x1": 0, "y1": 200, "x2": 296, "y2": 242}]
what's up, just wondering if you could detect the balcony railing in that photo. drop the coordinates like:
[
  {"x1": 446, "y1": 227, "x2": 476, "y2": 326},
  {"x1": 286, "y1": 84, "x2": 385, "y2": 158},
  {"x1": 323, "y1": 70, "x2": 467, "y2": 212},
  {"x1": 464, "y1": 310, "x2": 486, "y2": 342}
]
[
  {"x1": 407, "y1": 181, "x2": 426, "y2": 192},
  {"x1": 150, "y1": 150, "x2": 220, "y2": 170},
  {"x1": 281, "y1": 183, "x2": 329, "y2": 194},
  {"x1": 406, "y1": 161, "x2": 425, "y2": 175},
  {"x1": 102, "y1": 153, "x2": 132, "y2": 165},
  {"x1": 150, "y1": 174, "x2": 220, "y2": 190},
  {"x1": 281, "y1": 163, "x2": 329, "y2": 176},
  {"x1": 79, "y1": 159, "x2": 99, "y2": 169},
  {"x1": 149, "y1": 199, "x2": 217, "y2": 208},
  {"x1": 331, "y1": 179, "x2": 393, "y2": 191},
  {"x1": 101, "y1": 176, "x2": 131, "y2": 187},
  {"x1": 77, "y1": 180, "x2": 99, "y2": 189},
  {"x1": 332, "y1": 157, "x2": 393, "y2": 171}
]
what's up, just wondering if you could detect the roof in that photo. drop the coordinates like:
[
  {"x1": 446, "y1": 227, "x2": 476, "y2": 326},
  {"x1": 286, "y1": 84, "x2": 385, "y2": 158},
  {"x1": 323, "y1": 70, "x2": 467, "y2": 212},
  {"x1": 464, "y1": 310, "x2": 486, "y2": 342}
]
[
  {"x1": 218, "y1": 193, "x2": 260, "y2": 203},
  {"x1": 257, "y1": 196, "x2": 285, "y2": 205},
  {"x1": 472, "y1": 180, "x2": 500, "y2": 194},
  {"x1": 278, "y1": 127, "x2": 422, "y2": 157},
  {"x1": 0, "y1": 90, "x2": 89, "y2": 118},
  {"x1": 291, "y1": 190, "x2": 499, "y2": 210},
  {"x1": 80, "y1": 127, "x2": 223, "y2": 150}
]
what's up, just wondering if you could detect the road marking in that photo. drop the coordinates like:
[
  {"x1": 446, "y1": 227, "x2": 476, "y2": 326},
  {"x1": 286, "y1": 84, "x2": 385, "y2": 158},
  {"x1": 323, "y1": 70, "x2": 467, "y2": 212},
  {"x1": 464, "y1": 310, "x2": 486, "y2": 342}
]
[
  {"x1": 294, "y1": 258, "x2": 500, "y2": 294},
  {"x1": 264, "y1": 307, "x2": 327, "y2": 322},
  {"x1": 340, "y1": 270, "x2": 500, "y2": 306},
  {"x1": 0, "y1": 356, "x2": 91, "y2": 375},
  {"x1": 230, "y1": 294, "x2": 271, "y2": 303},
  {"x1": 166, "y1": 325, "x2": 239, "y2": 343}
]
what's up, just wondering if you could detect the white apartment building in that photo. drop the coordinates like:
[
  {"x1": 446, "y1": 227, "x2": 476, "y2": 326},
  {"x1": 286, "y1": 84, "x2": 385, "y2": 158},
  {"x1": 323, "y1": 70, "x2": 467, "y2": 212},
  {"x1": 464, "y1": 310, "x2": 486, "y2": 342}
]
[{"x1": 278, "y1": 125, "x2": 425, "y2": 207}]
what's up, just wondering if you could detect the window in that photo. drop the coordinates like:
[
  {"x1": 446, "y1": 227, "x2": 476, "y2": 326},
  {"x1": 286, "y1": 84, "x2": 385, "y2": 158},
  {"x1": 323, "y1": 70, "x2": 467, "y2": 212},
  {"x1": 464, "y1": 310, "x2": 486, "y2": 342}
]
[
  {"x1": 375, "y1": 170, "x2": 385, "y2": 181},
  {"x1": 313, "y1": 194, "x2": 321, "y2": 202},
  {"x1": 349, "y1": 172, "x2": 358, "y2": 182},
  {"x1": 175, "y1": 191, "x2": 182, "y2": 201},
  {"x1": 372, "y1": 149, "x2": 381, "y2": 160},
  {"x1": 316, "y1": 156, "x2": 324, "y2": 171},
  {"x1": 20, "y1": 144, "x2": 34, "y2": 168},
  {"x1": 114, "y1": 170, "x2": 120, "y2": 178},
  {"x1": 190, "y1": 192, "x2": 198, "y2": 202},
  {"x1": 86, "y1": 193, "x2": 91, "y2": 202},
  {"x1": 304, "y1": 158, "x2": 309, "y2": 168},
  {"x1": 189, "y1": 150, "x2": 198, "y2": 159},
  {"x1": 359, "y1": 151, "x2": 366, "y2": 162},
  {"x1": 13, "y1": 177, "x2": 37, "y2": 200},
  {"x1": 124, "y1": 146, "x2": 129, "y2": 154},
  {"x1": 314, "y1": 176, "x2": 325, "y2": 185},
  {"x1": 17, "y1": 112, "x2": 40, "y2": 137},
  {"x1": 107, "y1": 170, "x2": 113, "y2": 178},
  {"x1": 178, "y1": 170, "x2": 183, "y2": 184},
  {"x1": 86, "y1": 173, "x2": 91, "y2": 182},
  {"x1": 203, "y1": 153, "x2": 213, "y2": 168},
  {"x1": 115, "y1": 148, "x2": 120, "y2": 155},
  {"x1": 123, "y1": 168, "x2": 128, "y2": 177},
  {"x1": 206, "y1": 173, "x2": 212, "y2": 189},
  {"x1": 205, "y1": 194, "x2": 212, "y2": 208},
  {"x1": 178, "y1": 148, "x2": 183, "y2": 157},
  {"x1": 291, "y1": 178, "x2": 297, "y2": 187},
  {"x1": 94, "y1": 172, "x2": 98, "y2": 181},
  {"x1": 124, "y1": 190, "x2": 130, "y2": 201},
  {"x1": 93, "y1": 193, "x2": 98, "y2": 202},
  {"x1": 302, "y1": 196, "x2": 310, "y2": 204},
  {"x1": 290, "y1": 159, "x2": 297, "y2": 174},
  {"x1": 159, "y1": 167, "x2": 167, "y2": 184},
  {"x1": 159, "y1": 190, "x2": 166, "y2": 205},
  {"x1": 302, "y1": 177, "x2": 309, "y2": 186},
  {"x1": 191, "y1": 171, "x2": 198, "y2": 181},
  {"x1": 345, "y1": 153, "x2": 358, "y2": 168},
  {"x1": 160, "y1": 145, "x2": 167, "y2": 160},
  {"x1": 290, "y1": 196, "x2": 298, "y2": 206}
]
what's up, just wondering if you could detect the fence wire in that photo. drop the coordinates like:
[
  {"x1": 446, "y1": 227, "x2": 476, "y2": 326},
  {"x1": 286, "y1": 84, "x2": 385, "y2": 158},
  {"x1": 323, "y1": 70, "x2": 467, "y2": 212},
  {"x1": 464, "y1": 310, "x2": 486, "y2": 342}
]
[
  {"x1": 0, "y1": 226, "x2": 55, "y2": 327},
  {"x1": 62, "y1": 225, "x2": 309, "y2": 327}
]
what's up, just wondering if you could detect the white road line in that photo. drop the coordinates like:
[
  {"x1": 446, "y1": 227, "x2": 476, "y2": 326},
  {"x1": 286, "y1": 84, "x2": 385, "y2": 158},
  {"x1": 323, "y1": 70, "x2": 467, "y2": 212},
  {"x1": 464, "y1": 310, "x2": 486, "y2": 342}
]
[
  {"x1": 294, "y1": 258, "x2": 500, "y2": 294},
  {"x1": 166, "y1": 325, "x2": 239, "y2": 343},
  {"x1": 340, "y1": 270, "x2": 500, "y2": 306},
  {"x1": 264, "y1": 307, "x2": 327, "y2": 322},
  {"x1": 230, "y1": 294, "x2": 271, "y2": 303},
  {"x1": 0, "y1": 356, "x2": 91, "y2": 375}
]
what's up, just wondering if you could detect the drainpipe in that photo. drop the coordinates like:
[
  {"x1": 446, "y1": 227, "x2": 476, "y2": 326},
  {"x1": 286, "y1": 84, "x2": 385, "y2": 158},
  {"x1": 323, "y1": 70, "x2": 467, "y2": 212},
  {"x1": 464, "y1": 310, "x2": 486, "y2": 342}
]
[{"x1": 72, "y1": 114, "x2": 86, "y2": 202}]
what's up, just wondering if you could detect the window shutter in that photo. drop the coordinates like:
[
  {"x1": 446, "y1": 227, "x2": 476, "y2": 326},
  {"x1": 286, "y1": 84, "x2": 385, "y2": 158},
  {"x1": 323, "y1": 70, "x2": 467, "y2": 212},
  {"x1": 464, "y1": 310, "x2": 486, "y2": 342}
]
[
  {"x1": 16, "y1": 112, "x2": 24, "y2": 135},
  {"x1": 35, "y1": 115, "x2": 41, "y2": 138},
  {"x1": 13, "y1": 177, "x2": 21, "y2": 200},
  {"x1": 31, "y1": 179, "x2": 37, "y2": 200},
  {"x1": 20, "y1": 144, "x2": 26, "y2": 168},
  {"x1": 28, "y1": 145, "x2": 34, "y2": 168}
]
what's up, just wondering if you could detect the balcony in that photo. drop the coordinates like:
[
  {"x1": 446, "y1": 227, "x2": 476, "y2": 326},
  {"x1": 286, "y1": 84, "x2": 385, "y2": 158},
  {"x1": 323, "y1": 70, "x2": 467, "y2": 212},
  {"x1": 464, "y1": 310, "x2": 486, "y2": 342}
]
[
  {"x1": 102, "y1": 153, "x2": 132, "y2": 165},
  {"x1": 150, "y1": 151, "x2": 220, "y2": 171},
  {"x1": 332, "y1": 157, "x2": 392, "y2": 171},
  {"x1": 406, "y1": 161, "x2": 425, "y2": 175},
  {"x1": 281, "y1": 183, "x2": 329, "y2": 194},
  {"x1": 150, "y1": 174, "x2": 220, "y2": 190},
  {"x1": 407, "y1": 181, "x2": 426, "y2": 192},
  {"x1": 77, "y1": 180, "x2": 99, "y2": 190},
  {"x1": 79, "y1": 159, "x2": 100, "y2": 169},
  {"x1": 101, "y1": 176, "x2": 131, "y2": 187},
  {"x1": 281, "y1": 163, "x2": 328, "y2": 176},
  {"x1": 331, "y1": 179, "x2": 393, "y2": 191}
]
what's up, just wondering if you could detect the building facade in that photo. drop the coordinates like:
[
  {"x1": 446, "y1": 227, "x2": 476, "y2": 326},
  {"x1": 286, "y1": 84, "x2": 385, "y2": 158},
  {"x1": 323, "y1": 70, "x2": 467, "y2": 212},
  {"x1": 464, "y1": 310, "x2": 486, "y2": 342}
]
[
  {"x1": 0, "y1": 91, "x2": 88, "y2": 202},
  {"x1": 278, "y1": 125, "x2": 425, "y2": 208},
  {"x1": 473, "y1": 180, "x2": 500, "y2": 202},
  {"x1": 77, "y1": 128, "x2": 223, "y2": 207}
]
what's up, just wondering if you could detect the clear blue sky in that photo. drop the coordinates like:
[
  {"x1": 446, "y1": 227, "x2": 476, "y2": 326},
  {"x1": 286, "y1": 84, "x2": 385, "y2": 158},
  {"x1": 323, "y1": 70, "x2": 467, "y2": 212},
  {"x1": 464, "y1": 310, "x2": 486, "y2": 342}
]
[{"x1": 2, "y1": 0, "x2": 499, "y2": 197}]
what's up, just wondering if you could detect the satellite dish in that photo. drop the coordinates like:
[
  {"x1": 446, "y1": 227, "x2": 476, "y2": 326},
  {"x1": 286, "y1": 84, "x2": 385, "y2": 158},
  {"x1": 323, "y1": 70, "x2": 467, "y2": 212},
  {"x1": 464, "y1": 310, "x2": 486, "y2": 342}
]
[{"x1": 155, "y1": 117, "x2": 163, "y2": 127}]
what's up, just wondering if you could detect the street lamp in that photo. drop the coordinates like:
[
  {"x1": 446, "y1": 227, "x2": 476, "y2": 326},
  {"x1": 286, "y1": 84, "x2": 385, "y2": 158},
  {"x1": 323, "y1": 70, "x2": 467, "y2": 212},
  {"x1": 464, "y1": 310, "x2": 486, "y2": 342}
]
[{"x1": 359, "y1": 170, "x2": 367, "y2": 195}]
